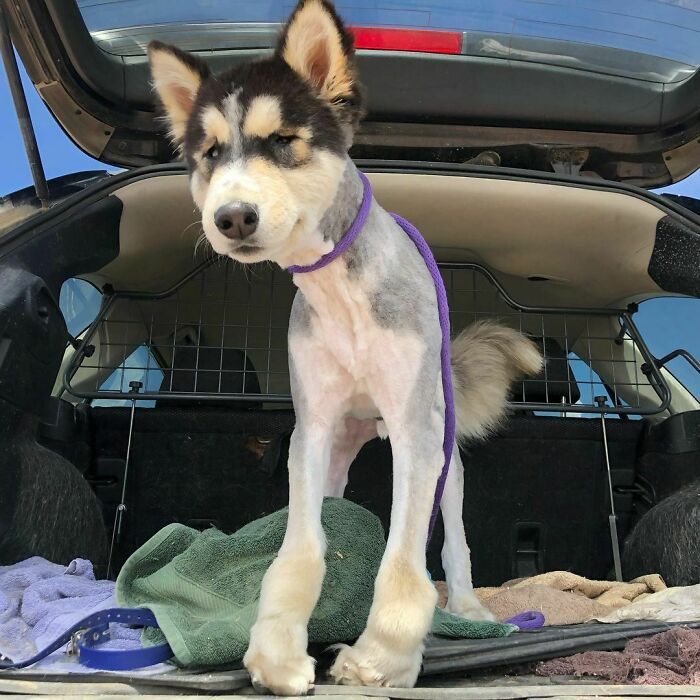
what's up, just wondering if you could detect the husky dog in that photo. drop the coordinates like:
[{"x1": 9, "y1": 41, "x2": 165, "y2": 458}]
[{"x1": 149, "y1": 1, "x2": 542, "y2": 692}]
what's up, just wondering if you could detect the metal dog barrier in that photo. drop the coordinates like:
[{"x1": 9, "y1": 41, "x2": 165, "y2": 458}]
[
  {"x1": 63, "y1": 259, "x2": 671, "y2": 416},
  {"x1": 62, "y1": 258, "x2": 676, "y2": 578}
]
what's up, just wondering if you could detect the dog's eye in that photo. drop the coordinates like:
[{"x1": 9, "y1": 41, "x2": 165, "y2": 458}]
[
  {"x1": 272, "y1": 133, "x2": 297, "y2": 146},
  {"x1": 204, "y1": 143, "x2": 220, "y2": 160}
]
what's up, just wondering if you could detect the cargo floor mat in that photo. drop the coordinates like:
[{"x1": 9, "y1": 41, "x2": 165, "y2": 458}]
[
  {"x1": 2, "y1": 621, "x2": 699, "y2": 694},
  {"x1": 422, "y1": 620, "x2": 700, "y2": 676}
]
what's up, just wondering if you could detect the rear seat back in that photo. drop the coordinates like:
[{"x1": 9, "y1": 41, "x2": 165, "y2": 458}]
[
  {"x1": 449, "y1": 416, "x2": 641, "y2": 584},
  {"x1": 88, "y1": 406, "x2": 641, "y2": 584}
]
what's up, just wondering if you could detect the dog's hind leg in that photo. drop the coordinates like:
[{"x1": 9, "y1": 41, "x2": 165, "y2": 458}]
[{"x1": 440, "y1": 446, "x2": 495, "y2": 621}]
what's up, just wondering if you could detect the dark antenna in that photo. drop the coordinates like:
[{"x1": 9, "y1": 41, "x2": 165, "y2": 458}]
[{"x1": 0, "y1": 4, "x2": 49, "y2": 206}]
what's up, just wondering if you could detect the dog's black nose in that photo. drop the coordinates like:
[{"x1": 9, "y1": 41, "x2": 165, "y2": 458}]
[{"x1": 214, "y1": 202, "x2": 259, "y2": 239}]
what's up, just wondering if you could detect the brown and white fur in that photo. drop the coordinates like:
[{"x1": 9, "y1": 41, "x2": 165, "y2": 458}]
[{"x1": 149, "y1": 1, "x2": 542, "y2": 693}]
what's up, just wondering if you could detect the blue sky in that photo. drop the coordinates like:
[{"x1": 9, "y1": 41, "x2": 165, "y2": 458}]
[
  {"x1": 0, "y1": 59, "x2": 113, "y2": 185},
  {"x1": 1, "y1": 56, "x2": 698, "y2": 404}
]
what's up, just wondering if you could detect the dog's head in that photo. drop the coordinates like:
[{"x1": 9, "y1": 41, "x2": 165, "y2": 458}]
[{"x1": 148, "y1": 0, "x2": 364, "y2": 264}]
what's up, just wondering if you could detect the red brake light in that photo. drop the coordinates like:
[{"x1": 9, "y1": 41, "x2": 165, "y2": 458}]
[{"x1": 350, "y1": 27, "x2": 462, "y2": 55}]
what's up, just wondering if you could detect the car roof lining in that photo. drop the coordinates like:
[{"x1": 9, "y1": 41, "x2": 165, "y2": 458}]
[{"x1": 92, "y1": 171, "x2": 665, "y2": 311}]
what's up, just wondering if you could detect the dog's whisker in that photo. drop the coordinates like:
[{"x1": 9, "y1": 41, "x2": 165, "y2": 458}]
[
  {"x1": 182, "y1": 220, "x2": 202, "y2": 237},
  {"x1": 193, "y1": 231, "x2": 209, "y2": 259}
]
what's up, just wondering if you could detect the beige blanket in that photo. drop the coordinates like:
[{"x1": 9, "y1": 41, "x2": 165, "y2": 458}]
[
  {"x1": 596, "y1": 583, "x2": 700, "y2": 624},
  {"x1": 437, "y1": 571, "x2": 667, "y2": 626}
]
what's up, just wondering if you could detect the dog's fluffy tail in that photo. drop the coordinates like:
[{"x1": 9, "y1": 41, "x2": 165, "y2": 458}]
[{"x1": 451, "y1": 321, "x2": 543, "y2": 442}]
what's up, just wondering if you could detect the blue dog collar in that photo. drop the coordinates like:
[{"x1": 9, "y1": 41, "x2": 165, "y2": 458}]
[{"x1": 0, "y1": 608, "x2": 172, "y2": 672}]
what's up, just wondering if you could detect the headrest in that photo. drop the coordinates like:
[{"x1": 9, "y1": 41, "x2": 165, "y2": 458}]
[
  {"x1": 515, "y1": 336, "x2": 581, "y2": 405},
  {"x1": 156, "y1": 344, "x2": 261, "y2": 409}
]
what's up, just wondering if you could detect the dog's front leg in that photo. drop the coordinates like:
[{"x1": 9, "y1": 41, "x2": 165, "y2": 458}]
[
  {"x1": 244, "y1": 421, "x2": 333, "y2": 695},
  {"x1": 331, "y1": 369, "x2": 443, "y2": 687},
  {"x1": 245, "y1": 341, "x2": 348, "y2": 695}
]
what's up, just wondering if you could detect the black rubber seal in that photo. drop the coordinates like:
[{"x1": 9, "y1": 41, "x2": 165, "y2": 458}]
[{"x1": 648, "y1": 215, "x2": 700, "y2": 297}]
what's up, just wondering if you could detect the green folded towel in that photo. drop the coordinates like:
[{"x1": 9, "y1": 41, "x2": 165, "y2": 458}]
[{"x1": 116, "y1": 498, "x2": 514, "y2": 668}]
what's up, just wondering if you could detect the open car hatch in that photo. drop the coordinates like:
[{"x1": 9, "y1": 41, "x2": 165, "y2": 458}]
[{"x1": 6, "y1": 0, "x2": 700, "y2": 187}]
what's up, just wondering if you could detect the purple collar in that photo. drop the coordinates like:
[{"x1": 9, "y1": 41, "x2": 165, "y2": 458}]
[{"x1": 286, "y1": 171, "x2": 373, "y2": 274}]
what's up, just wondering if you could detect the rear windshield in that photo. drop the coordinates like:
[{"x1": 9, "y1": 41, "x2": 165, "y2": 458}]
[{"x1": 77, "y1": 1, "x2": 700, "y2": 83}]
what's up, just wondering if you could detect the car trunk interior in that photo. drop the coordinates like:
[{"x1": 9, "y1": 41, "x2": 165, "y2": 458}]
[{"x1": 1, "y1": 164, "x2": 700, "y2": 689}]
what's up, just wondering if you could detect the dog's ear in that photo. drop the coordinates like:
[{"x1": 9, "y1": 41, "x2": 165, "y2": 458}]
[
  {"x1": 277, "y1": 0, "x2": 364, "y2": 129},
  {"x1": 148, "y1": 41, "x2": 210, "y2": 145}
]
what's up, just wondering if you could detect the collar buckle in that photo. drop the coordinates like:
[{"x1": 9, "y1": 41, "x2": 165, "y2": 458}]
[{"x1": 66, "y1": 630, "x2": 86, "y2": 657}]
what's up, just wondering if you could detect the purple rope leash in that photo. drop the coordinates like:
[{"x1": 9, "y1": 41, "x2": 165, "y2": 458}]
[
  {"x1": 504, "y1": 611, "x2": 546, "y2": 630},
  {"x1": 388, "y1": 212, "x2": 454, "y2": 540},
  {"x1": 287, "y1": 171, "x2": 453, "y2": 542}
]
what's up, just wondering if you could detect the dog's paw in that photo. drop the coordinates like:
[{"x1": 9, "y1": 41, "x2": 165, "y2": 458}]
[
  {"x1": 329, "y1": 637, "x2": 422, "y2": 688},
  {"x1": 244, "y1": 620, "x2": 315, "y2": 695},
  {"x1": 245, "y1": 647, "x2": 315, "y2": 695},
  {"x1": 445, "y1": 591, "x2": 496, "y2": 622}
]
